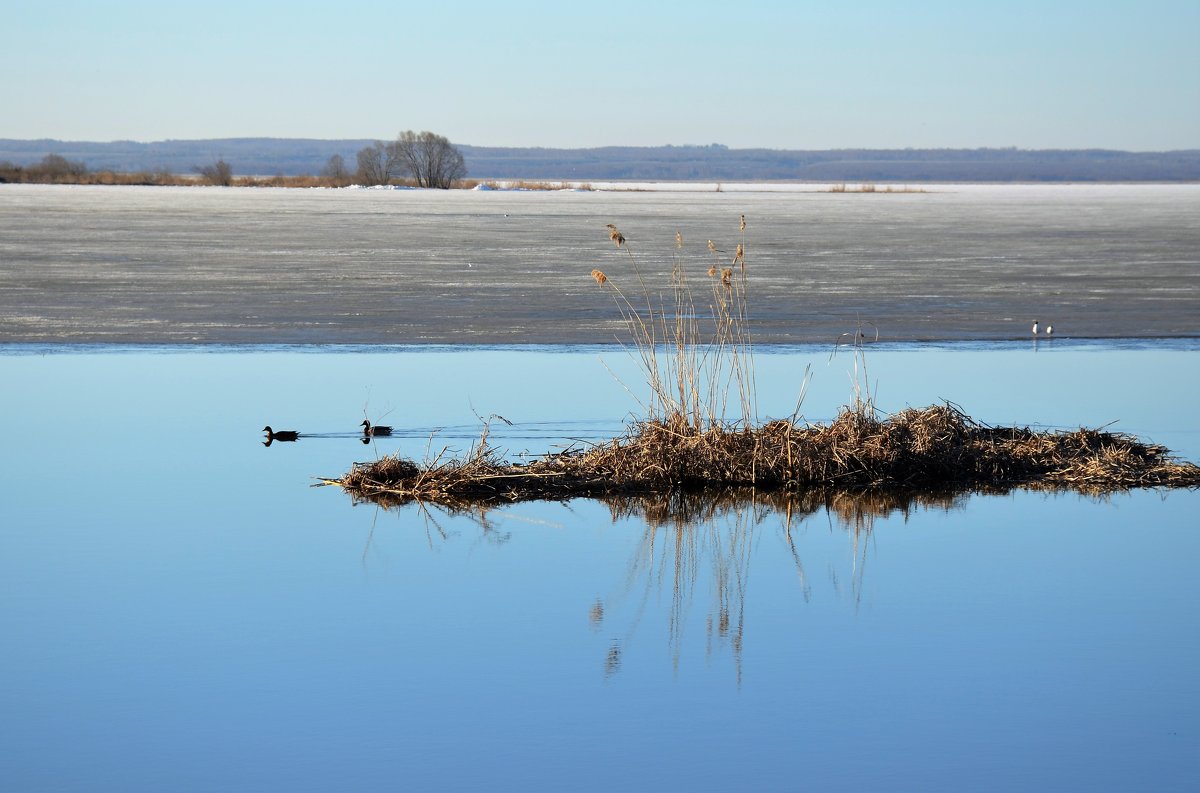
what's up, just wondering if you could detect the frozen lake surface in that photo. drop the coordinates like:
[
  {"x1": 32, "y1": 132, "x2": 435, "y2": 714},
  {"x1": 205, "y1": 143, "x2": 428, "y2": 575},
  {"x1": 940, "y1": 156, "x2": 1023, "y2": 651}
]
[
  {"x1": 1, "y1": 343, "x2": 1198, "y2": 791},
  {"x1": 1, "y1": 182, "x2": 1198, "y2": 344}
]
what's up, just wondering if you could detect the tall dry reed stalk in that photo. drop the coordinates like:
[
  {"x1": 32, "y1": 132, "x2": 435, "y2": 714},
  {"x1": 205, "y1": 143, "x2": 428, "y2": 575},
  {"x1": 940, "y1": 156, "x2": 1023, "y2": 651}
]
[
  {"x1": 832, "y1": 324, "x2": 880, "y2": 417},
  {"x1": 592, "y1": 216, "x2": 758, "y2": 431}
]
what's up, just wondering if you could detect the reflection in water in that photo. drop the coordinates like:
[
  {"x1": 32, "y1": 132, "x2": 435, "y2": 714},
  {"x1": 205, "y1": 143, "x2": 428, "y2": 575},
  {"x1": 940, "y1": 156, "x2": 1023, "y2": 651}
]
[
  {"x1": 593, "y1": 489, "x2": 968, "y2": 684},
  {"x1": 360, "y1": 500, "x2": 514, "y2": 556},
  {"x1": 355, "y1": 487, "x2": 969, "y2": 682}
]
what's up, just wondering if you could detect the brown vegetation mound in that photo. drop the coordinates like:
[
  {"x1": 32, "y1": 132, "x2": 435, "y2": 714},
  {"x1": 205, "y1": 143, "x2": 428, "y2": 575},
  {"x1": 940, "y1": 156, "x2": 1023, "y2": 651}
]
[{"x1": 332, "y1": 404, "x2": 1200, "y2": 508}]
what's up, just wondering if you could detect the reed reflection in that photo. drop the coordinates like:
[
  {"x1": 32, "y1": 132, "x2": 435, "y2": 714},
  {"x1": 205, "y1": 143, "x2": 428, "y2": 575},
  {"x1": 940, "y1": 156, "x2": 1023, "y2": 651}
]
[
  {"x1": 590, "y1": 489, "x2": 966, "y2": 683},
  {"x1": 356, "y1": 499, "x2": 514, "y2": 557},
  {"x1": 352, "y1": 487, "x2": 967, "y2": 682}
]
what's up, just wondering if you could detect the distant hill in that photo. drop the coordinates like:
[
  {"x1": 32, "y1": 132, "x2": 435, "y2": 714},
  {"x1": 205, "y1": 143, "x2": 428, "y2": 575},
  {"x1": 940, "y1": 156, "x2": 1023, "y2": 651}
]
[
  {"x1": 461, "y1": 144, "x2": 1200, "y2": 182},
  {"x1": 1, "y1": 138, "x2": 1198, "y2": 182}
]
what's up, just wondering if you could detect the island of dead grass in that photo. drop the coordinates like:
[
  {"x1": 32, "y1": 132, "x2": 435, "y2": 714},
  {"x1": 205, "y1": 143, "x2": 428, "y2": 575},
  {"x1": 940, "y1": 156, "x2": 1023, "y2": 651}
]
[{"x1": 330, "y1": 404, "x2": 1200, "y2": 508}]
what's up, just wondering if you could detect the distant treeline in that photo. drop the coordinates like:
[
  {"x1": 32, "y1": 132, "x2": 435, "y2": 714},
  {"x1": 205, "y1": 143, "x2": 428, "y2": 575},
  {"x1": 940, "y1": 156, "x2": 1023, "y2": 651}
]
[
  {"x1": 1, "y1": 138, "x2": 1198, "y2": 182},
  {"x1": 0, "y1": 153, "x2": 352, "y2": 188}
]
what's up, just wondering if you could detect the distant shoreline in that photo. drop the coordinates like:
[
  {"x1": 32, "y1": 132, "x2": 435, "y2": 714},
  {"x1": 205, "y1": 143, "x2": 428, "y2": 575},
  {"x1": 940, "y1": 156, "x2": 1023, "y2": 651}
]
[
  {"x1": 3, "y1": 138, "x2": 1198, "y2": 182},
  {"x1": 3, "y1": 178, "x2": 1197, "y2": 193}
]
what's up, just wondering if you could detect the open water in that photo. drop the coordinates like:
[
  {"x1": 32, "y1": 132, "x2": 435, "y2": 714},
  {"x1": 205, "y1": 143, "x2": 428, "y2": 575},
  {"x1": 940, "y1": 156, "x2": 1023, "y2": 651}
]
[{"x1": 1, "y1": 342, "x2": 1198, "y2": 792}]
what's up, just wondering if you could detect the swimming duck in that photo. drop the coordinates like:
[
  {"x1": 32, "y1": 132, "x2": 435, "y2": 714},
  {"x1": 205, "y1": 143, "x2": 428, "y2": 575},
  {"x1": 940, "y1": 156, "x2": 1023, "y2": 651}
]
[
  {"x1": 263, "y1": 426, "x2": 299, "y2": 442},
  {"x1": 1032, "y1": 320, "x2": 1039, "y2": 336},
  {"x1": 361, "y1": 419, "x2": 393, "y2": 437}
]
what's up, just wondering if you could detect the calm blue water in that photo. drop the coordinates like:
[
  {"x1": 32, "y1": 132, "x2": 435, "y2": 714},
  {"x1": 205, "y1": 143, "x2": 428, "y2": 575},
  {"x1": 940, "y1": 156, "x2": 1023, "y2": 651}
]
[{"x1": 2, "y1": 343, "x2": 1198, "y2": 791}]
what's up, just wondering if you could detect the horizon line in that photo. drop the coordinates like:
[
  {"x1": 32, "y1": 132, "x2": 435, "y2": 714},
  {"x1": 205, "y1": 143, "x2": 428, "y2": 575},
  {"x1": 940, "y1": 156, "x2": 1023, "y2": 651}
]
[{"x1": 2, "y1": 137, "x2": 1197, "y2": 155}]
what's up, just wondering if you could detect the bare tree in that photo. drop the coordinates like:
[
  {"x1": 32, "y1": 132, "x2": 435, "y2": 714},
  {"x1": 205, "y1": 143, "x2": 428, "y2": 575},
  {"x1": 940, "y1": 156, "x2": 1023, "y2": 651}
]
[
  {"x1": 321, "y1": 153, "x2": 349, "y2": 182},
  {"x1": 31, "y1": 154, "x2": 88, "y2": 182},
  {"x1": 355, "y1": 142, "x2": 403, "y2": 185},
  {"x1": 393, "y1": 130, "x2": 466, "y2": 189},
  {"x1": 355, "y1": 146, "x2": 383, "y2": 184},
  {"x1": 196, "y1": 159, "x2": 233, "y2": 186}
]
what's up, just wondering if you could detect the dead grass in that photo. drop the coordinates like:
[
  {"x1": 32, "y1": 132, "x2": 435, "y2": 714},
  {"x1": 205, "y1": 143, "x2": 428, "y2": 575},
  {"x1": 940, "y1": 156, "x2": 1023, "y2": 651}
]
[
  {"x1": 331, "y1": 404, "x2": 1200, "y2": 507},
  {"x1": 828, "y1": 183, "x2": 927, "y2": 193},
  {"x1": 592, "y1": 218, "x2": 757, "y2": 430}
]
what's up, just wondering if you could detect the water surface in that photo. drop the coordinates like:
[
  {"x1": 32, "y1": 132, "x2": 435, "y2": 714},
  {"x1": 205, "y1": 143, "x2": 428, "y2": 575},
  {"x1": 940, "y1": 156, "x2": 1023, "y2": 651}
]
[{"x1": 1, "y1": 343, "x2": 1197, "y2": 791}]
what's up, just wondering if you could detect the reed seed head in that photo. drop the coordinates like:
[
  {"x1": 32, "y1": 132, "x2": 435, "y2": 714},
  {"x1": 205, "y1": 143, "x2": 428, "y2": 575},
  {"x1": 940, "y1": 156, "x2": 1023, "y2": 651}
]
[
  {"x1": 721, "y1": 267, "x2": 733, "y2": 287},
  {"x1": 675, "y1": 231, "x2": 683, "y2": 248},
  {"x1": 606, "y1": 224, "x2": 626, "y2": 247},
  {"x1": 739, "y1": 213, "x2": 746, "y2": 231},
  {"x1": 707, "y1": 264, "x2": 717, "y2": 277},
  {"x1": 707, "y1": 239, "x2": 717, "y2": 255},
  {"x1": 591, "y1": 268, "x2": 608, "y2": 286}
]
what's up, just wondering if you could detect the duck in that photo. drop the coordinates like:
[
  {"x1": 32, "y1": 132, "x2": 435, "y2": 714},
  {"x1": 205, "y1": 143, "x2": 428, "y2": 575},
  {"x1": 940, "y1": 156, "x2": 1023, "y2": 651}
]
[
  {"x1": 1045, "y1": 324, "x2": 1054, "y2": 336},
  {"x1": 1032, "y1": 319, "x2": 1039, "y2": 336},
  {"x1": 361, "y1": 419, "x2": 393, "y2": 437},
  {"x1": 262, "y1": 425, "x2": 299, "y2": 442}
]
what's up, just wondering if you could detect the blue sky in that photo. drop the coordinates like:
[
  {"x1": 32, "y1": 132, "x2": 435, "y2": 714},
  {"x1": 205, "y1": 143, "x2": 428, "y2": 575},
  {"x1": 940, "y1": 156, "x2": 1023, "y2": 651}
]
[{"x1": 2, "y1": 0, "x2": 1197, "y2": 150}]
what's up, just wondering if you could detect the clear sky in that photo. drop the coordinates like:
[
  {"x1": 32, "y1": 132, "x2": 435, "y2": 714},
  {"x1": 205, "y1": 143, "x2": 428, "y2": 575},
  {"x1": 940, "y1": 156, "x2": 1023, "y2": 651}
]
[{"x1": 2, "y1": 0, "x2": 1197, "y2": 150}]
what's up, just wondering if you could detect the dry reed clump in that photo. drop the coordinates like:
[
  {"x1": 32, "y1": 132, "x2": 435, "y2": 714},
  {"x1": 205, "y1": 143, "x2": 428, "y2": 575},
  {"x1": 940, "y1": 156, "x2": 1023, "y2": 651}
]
[
  {"x1": 827, "y1": 183, "x2": 928, "y2": 193},
  {"x1": 589, "y1": 217, "x2": 758, "y2": 431},
  {"x1": 332, "y1": 404, "x2": 1200, "y2": 507}
]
